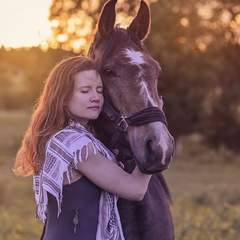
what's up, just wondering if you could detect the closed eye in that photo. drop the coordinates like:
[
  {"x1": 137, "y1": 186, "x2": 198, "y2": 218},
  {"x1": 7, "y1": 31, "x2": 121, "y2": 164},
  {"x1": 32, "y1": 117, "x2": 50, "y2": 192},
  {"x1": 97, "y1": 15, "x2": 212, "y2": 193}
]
[{"x1": 97, "y1": 86, "x2": 103, "y2": 94}]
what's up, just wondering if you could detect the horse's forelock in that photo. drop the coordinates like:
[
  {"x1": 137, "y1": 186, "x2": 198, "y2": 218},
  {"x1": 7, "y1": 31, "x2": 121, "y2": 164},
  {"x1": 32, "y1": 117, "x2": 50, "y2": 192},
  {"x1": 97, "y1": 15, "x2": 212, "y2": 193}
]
[{"x1": 92, "y1": 27, "x2": 144, "y2": 70}]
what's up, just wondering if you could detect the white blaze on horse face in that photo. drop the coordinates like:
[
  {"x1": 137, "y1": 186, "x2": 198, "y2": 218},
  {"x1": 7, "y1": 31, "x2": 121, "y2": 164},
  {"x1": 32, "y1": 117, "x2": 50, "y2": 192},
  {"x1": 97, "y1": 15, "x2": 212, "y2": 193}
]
[
  {"x1": 124, "y1": 49, "x2": 158, "y2": 107},
  {"x1": 140, "y1": 81, "x2": 158, "y2": 107},
  {"x1": 125, "y1": 49, "x2": 145, "y2": 65},
  {"x1": 157, "y1": 136, "x2": 168, "y2": 165}
]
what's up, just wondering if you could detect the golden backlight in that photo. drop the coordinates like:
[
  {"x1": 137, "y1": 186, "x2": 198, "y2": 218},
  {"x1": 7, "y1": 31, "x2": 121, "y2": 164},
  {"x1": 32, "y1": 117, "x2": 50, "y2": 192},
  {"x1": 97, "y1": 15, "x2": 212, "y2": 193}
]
[
  {"x1": 0, "y1": 0, "x2": 52, "y2": 49},
  {"x1": 0, "y1": 0, "x2": 239, "y2": 51}
]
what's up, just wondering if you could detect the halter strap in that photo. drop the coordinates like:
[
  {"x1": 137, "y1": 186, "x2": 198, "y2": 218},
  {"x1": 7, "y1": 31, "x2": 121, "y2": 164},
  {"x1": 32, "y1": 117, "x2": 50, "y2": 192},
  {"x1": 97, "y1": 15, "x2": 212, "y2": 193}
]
[{"x1": 102, "y1": 103, "x2": 168, "y2": 149}]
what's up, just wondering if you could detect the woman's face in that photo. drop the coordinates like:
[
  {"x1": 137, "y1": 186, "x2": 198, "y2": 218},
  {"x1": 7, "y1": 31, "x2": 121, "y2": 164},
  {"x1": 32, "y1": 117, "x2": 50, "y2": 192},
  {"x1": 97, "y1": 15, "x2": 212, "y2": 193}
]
[{"x1": 67, "y1": 70, "x2": 104, "y2": 128}]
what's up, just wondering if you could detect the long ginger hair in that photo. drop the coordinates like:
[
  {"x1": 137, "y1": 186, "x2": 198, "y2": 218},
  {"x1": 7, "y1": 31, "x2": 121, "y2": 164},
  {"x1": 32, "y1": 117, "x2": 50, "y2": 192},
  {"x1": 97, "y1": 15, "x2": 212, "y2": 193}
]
[{"x1": 13, "y1": 56, "x2": 97, "y2": 176}]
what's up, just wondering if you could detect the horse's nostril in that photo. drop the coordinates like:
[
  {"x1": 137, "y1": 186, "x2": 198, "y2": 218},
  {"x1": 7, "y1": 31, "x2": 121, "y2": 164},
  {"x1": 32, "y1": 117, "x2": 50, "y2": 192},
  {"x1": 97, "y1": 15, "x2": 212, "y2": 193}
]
[
  {"x1": 144, "y1": 137, "x2": 173, "y2": 168},
  {"x1": 146, "y1": 139, "x2": 153, "y2": 153},
  {"x1": 145, "y1": 138, "x2": 162, "y2": 157}
]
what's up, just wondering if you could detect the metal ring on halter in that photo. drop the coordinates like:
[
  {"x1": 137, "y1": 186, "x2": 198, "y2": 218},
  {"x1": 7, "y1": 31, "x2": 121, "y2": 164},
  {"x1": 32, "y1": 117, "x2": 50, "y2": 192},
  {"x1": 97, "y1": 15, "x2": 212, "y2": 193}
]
[{"x1": 117, "y1": 117, "x2": 129, "y2": 132}]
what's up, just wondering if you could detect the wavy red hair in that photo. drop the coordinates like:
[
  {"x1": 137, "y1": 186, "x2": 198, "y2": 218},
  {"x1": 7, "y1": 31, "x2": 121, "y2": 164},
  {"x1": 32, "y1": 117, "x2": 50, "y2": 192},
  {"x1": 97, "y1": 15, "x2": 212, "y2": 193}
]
[{"x1": 13, "y1": 56, "x2": 97, "y2": 176}]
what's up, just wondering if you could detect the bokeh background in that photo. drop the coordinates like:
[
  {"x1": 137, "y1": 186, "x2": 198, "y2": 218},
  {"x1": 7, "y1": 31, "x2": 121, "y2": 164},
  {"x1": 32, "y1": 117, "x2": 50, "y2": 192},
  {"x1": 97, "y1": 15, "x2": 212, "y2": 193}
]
[{"x1": 0, "y1": 0, "x2": 239, "y2": 239}]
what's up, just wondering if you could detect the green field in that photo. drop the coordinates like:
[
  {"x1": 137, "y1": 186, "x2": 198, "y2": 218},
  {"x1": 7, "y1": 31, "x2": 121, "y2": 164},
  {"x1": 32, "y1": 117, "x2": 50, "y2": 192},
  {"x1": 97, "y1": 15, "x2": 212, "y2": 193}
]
[
  {"x1": 0, "y1": 111, "x2": 239, "y2": 240},
  {"x1": 164, "y1": 135, "x2": 240, "y2": 240}
]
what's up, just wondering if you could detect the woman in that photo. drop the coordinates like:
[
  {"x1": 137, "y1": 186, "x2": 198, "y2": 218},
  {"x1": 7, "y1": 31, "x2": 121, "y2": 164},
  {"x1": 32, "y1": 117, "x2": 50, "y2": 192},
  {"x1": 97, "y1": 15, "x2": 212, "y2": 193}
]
[{"x1": 13, "y1": 56, "x2": 152, "y2": 240}]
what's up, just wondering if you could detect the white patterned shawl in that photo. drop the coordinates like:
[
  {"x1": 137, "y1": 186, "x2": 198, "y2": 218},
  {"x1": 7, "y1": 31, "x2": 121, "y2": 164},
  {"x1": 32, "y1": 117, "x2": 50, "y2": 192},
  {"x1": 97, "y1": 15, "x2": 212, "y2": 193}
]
[{"x1": 33, "y1": 120, "x2": 124, "y2": 240}]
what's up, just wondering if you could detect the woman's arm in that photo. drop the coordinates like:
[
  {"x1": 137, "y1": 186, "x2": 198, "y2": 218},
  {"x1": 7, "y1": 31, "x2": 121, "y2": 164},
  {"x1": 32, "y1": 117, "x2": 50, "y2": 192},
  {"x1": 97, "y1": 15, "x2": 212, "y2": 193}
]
[{"x1": 76, "y1": 144, "x2": 151, "y2": 201}]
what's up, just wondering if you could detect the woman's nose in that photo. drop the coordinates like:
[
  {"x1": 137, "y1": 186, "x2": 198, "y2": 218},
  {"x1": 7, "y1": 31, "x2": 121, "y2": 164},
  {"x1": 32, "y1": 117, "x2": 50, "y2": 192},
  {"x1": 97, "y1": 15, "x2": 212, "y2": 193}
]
[{"x1": 91, "y1": 91, "x2": 100, "y2": 102}]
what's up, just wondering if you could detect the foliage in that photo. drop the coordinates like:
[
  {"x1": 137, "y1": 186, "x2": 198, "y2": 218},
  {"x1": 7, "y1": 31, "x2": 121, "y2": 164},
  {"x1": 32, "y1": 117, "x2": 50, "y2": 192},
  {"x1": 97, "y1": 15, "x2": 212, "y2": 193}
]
[
  {"x1": 46, "y1": 0, "x2": 156, "y2": 53},
  {"x1": 0, "y1": 47, "x2": 76, "y2": 110},
  {"x1": 172, "y1": 198, "x2": 240, "y2": 240},
  {"x1": 0, "y1": 111, "x2": 43, "y2": 240},
  {"x1": 200, "y1": 43, "x2": 240, "y2": 153},
  {"x1": 47, "y1": 0, "x2": 103, "y2": 53},
  {"x1": 0, "y1": 111, "x2": 30, "y2": 156},
  {"x1": 164, "y1": 134, "x2": 240, "y2": 240},
  {"x1": 145, "y1": 0, "x2": 240, "y2": 152}
]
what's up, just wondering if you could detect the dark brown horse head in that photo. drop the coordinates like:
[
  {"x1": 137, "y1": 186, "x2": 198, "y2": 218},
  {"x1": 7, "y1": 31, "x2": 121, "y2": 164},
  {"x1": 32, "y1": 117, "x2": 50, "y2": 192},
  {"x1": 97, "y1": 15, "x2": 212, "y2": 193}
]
[{"x1": 89, "y1": 0, "x2": 175, "y2": 173}]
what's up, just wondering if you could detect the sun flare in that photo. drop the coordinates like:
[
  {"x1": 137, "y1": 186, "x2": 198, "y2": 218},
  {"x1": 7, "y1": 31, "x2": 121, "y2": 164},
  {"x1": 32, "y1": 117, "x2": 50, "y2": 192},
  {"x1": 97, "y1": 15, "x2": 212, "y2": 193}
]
[{"x1": 0, "y1": 0, "x2": 52, "y2": 49}]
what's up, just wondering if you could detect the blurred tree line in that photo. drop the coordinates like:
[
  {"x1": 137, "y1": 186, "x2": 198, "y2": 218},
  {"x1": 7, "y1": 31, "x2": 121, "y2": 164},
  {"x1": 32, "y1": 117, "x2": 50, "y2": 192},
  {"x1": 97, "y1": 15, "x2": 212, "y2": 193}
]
[
  {"x1": 0, "y1": 47, "x2": 76, "y2": 109},
  {"x1": 0, "y1": 0, "x2": 239, "y2": 154},
  {"x1": 147, "y1": 0, "x2": 240, "y2": 153}
]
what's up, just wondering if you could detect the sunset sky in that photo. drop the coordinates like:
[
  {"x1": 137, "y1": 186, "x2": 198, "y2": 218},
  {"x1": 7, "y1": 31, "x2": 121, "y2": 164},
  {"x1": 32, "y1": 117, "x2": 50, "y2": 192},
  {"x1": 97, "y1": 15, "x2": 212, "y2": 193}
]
[{"x1": 0, "y1": 0, "x2": 52, "y2": 48}]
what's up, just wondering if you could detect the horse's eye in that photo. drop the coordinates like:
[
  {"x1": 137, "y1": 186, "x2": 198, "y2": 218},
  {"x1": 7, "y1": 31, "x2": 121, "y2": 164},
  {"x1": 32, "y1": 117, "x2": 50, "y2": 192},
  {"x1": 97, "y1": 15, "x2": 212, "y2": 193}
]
[{"x1": 102, "y1": 68, "x2": 115, "y2": 77}]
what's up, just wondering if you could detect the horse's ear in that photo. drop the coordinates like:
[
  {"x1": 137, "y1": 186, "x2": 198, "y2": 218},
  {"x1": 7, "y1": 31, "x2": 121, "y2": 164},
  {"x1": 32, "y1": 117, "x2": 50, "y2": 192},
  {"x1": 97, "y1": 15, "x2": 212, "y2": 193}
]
[
  {"x1": 97, "y1": 0, "x2": 117, "y2": 38},
  {"x1": 128, "y1": 0, "x2": 151, "y2": 41}
]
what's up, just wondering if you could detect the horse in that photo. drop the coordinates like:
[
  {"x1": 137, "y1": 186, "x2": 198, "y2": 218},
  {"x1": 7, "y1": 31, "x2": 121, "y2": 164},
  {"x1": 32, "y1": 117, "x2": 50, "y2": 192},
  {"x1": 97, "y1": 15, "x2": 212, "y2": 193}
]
[{"x1": 88, "y1": 0, "x2": 175, "y2": 239}]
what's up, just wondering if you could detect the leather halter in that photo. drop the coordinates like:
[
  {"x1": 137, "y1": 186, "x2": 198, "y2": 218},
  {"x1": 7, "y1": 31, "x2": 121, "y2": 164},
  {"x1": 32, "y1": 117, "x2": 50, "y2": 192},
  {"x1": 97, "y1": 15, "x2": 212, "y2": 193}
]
[{"x1": 102, "y1": 102, "x2": 168, "y2": 149}]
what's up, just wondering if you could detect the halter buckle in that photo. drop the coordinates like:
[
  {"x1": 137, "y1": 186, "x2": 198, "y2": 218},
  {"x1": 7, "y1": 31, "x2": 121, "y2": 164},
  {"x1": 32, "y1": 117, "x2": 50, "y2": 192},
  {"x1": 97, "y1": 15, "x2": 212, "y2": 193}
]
[{"x1": 118, "y1": 117, "x2": 129, "y2": 132}]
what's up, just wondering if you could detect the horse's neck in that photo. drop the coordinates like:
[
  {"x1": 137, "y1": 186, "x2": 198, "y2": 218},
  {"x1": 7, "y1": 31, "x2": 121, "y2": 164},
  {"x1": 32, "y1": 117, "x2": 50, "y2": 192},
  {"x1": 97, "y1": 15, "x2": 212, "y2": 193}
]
[{"x1": 94, "y1": 113, "x2": 112, "y2": 146}]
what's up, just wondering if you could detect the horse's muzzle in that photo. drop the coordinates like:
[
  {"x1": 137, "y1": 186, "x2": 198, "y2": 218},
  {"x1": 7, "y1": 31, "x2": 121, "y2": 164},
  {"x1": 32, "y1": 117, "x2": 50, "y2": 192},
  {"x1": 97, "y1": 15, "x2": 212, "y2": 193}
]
[
  {"x1": 136, "y1": 155, "x2": 173, "y2": 174},
  {"x1": 133, "y1": 136, "x2": 175, "y2": 174}
]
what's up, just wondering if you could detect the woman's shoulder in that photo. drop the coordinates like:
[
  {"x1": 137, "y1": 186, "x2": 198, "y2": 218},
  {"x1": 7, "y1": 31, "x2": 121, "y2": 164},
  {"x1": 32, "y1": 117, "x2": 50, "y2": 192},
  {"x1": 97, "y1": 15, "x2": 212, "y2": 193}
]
[
  {"x1": 51, "y1": 125, "x2": 87, "y2": 141},
  {"x1": 48, "y1": 126, "x2": 93, "y2": 152}
]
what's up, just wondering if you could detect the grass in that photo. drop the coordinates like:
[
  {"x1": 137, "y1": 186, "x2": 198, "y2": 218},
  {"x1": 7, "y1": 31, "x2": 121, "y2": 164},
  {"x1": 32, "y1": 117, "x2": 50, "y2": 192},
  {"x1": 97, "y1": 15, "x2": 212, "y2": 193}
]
[
  {"x1": 0, "y1": 110, "x2": 43, "y2": 240},
  {"x1": 0, "y1": 111, "x2": 240, "y2": 239},
  {"x1": 164, "y1": 135, "x2": 240, "y2": 240},
  {"x1": 0, "y1": 110, "x2": 30, "y2": 159}
]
